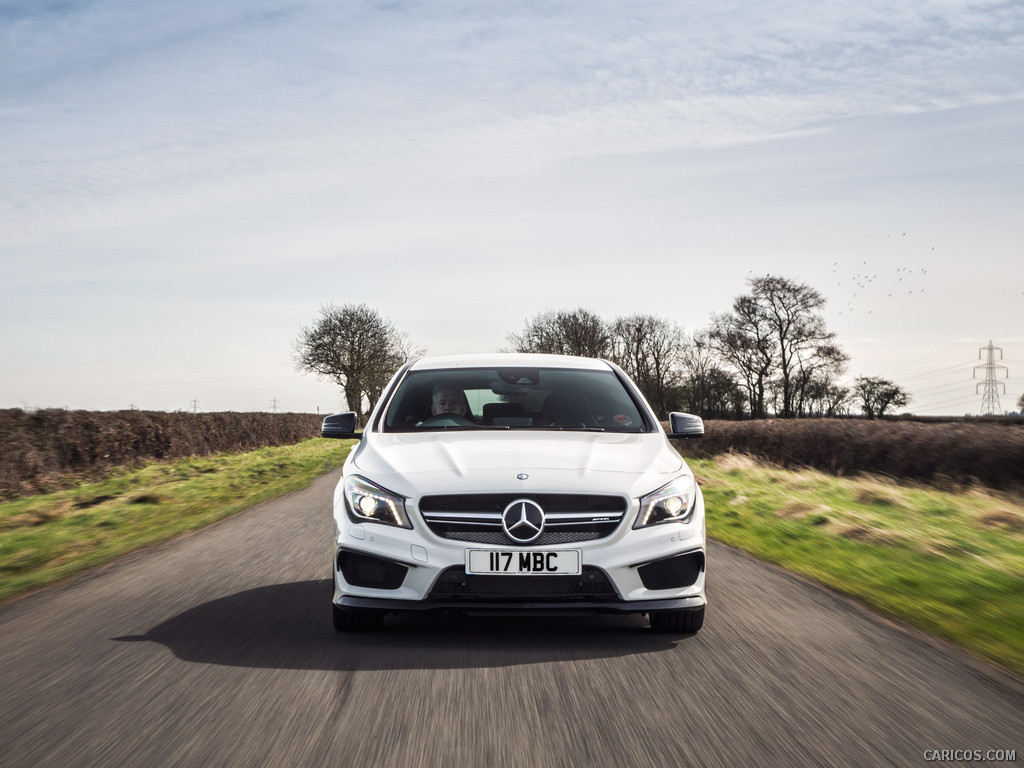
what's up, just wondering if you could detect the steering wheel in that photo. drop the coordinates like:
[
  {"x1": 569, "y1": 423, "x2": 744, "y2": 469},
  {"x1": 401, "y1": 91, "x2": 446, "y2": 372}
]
[{"x1": 417, "y1": 413, "x2": 476, "y2": 428}]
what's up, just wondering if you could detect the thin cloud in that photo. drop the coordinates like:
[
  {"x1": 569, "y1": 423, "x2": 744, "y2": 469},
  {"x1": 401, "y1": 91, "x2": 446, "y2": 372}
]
[{"x1": 2, "y1": 0, "x2": 1023, "y2": 411}]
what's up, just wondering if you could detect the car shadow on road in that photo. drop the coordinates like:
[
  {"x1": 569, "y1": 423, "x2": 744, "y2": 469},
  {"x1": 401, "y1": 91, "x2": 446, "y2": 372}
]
[{"x1": 113, "y1": 579, "x2": 697, "y2": 671}]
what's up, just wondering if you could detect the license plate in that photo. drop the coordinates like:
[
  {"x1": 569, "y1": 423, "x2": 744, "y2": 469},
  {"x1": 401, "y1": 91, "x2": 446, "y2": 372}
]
[{"x1": 466, "y1": 549, "x2": 582, "y2": 575}]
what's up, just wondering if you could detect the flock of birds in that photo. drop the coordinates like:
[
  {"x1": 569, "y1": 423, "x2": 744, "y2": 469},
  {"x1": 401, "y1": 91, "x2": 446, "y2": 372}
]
[{"x1": 831, "y1": 232, "x2": 933, "y2": 317}]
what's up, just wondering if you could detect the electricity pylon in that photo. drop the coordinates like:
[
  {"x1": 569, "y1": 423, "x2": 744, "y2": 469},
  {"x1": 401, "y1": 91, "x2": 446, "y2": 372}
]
[{"x1": 974, "y1": 341, "x2": 1008, "y2": 416}]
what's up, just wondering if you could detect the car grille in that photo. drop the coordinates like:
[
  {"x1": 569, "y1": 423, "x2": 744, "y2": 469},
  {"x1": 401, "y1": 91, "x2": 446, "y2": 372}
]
[
  {"x1": 418, "y1": 493, "x2": 628, "y2": 545},
  {"x1": 428, "y1": 566, "x2": 619, "y2": 601}
]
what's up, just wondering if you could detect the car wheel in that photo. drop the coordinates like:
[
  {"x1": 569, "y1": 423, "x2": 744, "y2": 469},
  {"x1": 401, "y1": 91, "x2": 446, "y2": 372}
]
[
  {"x1": 332, "y1": 604, "x2": 385, "y2": 632},
  {"x1": 649, "y1": 606, "x2": 704, "y2": 634}
]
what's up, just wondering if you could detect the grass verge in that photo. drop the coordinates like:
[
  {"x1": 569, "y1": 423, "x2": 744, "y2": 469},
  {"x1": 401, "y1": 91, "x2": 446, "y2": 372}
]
[
  {"x1": 0, "y1": 438, "x2": 352, "y2": 603},
  {"x1": 693, "y1": 454, "x2": 1024, "y2": 679}
]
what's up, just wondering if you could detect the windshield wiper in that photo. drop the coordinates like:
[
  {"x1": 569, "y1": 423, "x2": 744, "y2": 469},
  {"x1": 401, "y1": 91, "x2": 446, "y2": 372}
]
[{"x1": 414, "y1": 425, "x2": 510, "y2": 432}]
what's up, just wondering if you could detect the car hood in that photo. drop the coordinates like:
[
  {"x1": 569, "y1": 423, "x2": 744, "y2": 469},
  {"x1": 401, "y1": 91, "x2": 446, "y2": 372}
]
[{"x1": 348, "y1": 430, "x2": 686, "y2": 499}]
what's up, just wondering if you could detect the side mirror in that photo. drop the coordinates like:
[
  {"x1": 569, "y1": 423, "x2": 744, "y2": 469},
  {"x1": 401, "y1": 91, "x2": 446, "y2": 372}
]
[
  {"x1": 321, "y1": 412, "x2": 360, "y2": 439},
  {"x1": 667, "y1": 412, "x2": 704, "y2": 439}
]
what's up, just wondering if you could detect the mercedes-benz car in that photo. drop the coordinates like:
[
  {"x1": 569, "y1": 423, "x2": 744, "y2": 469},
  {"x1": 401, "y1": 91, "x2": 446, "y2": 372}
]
[{"x1": 321, "y1": 353, "x2": 707, "y2": 633}]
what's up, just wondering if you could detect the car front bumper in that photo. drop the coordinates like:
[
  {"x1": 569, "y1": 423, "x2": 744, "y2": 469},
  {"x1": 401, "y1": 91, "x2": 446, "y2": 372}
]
[{"x1": 332, "y1": 502, "x2": 707, "y2": 616}]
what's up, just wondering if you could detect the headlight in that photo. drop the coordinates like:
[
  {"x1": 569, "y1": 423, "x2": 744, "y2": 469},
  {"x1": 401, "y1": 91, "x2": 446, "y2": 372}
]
[
  {"x1": 343, "y1": 476, "x2": 411, "y2": 528},
  {"x1": 634, "y1": 476, "x2": 697, "y2": 528}
]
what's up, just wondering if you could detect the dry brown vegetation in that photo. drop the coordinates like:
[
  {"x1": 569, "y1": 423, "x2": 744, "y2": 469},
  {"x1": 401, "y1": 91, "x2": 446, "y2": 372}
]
[
  {"x1": 5, "y1": 411, "x2": 1022, "y2": 501},
  {"x1": 678, "y1": 418, "x2": 1024, "y2": 495},
  {"x1": 0, "y1": 409, "x2": 324, "y2": 500}
]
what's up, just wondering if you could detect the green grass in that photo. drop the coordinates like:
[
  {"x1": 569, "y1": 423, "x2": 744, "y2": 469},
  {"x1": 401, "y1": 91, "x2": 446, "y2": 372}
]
[
  {"x1": 693, "y1": 454, "x2": 1024, "y2": 678},
  {"x1": 0, "y1": 438, "x2": 353, "y2": 603}
]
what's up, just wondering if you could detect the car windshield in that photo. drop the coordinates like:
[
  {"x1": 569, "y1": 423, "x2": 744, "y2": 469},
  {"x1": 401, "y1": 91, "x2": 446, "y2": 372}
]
[{"x1": 381, "y1": 366, "x2": 651, "y2": 433}]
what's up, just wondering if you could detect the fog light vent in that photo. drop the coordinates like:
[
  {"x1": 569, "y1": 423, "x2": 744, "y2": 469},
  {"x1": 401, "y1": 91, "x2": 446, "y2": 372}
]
[
  {"x1": 637, "y1": 551, "x2": 704, "y2": 590},
  {"x1": 338, "y1": 551, "x2": 408, "y2": 590}
]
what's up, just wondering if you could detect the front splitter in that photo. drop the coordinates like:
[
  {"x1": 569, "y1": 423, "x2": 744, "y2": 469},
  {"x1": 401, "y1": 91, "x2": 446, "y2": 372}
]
[{"x1": 337, "y1": 595, "x2": 705, "y2": 616}]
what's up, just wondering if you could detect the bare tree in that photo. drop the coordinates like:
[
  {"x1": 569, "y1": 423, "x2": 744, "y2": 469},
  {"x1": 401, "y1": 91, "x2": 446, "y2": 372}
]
[
  {"x1": 505, "y1": 308, "x2": 611, "y2": 357},
  {"x1": 682, "y1": 367, "x2": 746, "y2": 419},
  {"x1": 708, "y1": 295, "x2": 776, "y2": 418},
  {"x1": 791, "y1": 343, "x2": 849, "y2": 417},
  {"x1": 750, "y1": 275, "x2": 841, "y2": 418},
  {"x1": 294, "y1": 303, "x2": 419, "y2": 417},
  {"x1": 679, "y1": 330, "x2": 745, "y2": 418},
  {"x1": 802, "y1": 377, "x2": 851, "y2": 417},
  {"x1": 852, "y1": 376, "x2": 911, "y2": 418},
  {"x1": 610, "y1": 314, "x2": 686, "y2": 418},
  {"x1": 712, "y1": 275, "x2": 843, "y2": 418}
]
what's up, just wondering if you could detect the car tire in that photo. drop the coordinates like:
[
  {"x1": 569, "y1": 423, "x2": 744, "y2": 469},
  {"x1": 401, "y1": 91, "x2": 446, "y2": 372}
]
[
  {"x1": 332, "y1": 604, "x2": 385, "y2": 632},
  {"x1": 649, "y1": 606, "x2": 704, "y2": 634}
]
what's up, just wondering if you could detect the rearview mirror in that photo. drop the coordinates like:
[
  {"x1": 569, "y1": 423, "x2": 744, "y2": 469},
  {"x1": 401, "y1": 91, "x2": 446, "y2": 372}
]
[
  {"x1": 667, "y1": 412, "x2": 704, "y2": 439},
  {"x1": 321, "y1": 412, "x2": 360, "y2": 439}
]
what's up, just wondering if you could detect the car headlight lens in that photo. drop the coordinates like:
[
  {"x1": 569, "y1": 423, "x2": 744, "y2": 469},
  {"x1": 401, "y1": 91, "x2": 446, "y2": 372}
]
[
  {"x1": 634, "y1": 476, "x2": 697, "y2": 528},
  {"x1": 343, "y1": 476, "x2": 411, "y2": 528}
]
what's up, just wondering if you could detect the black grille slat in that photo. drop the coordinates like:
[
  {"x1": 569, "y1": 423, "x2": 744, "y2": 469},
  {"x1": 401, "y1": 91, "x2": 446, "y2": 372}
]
[{"x1": 428, "y1": 566, "x2": 618, "y2": 601}]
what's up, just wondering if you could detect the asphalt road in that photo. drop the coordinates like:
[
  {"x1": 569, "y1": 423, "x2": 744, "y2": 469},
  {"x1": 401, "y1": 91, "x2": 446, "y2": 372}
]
[{"x1": 1, "y1": 468, "x2": 1021, "y2": 768}]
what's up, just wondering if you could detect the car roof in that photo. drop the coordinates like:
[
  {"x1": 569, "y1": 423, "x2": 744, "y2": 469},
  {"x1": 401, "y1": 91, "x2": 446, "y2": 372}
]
[{"x1": 407, "y1": 353, "x2": 613, "y2": 372}]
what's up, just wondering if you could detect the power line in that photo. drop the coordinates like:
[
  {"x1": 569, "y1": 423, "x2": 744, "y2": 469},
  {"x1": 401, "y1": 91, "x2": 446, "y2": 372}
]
[
  {"x1": 914, "y1": 388, "x2": 979, "y2": 404},
  {"x1": 896, "y1": 360, "x2": 979, "y2": 383},
  {"x1": 917, "y1": 397, "x2": 978, "y2": 415},
  {"x1": 911, "y1": 379, "x2": 974, "y2": 395}
]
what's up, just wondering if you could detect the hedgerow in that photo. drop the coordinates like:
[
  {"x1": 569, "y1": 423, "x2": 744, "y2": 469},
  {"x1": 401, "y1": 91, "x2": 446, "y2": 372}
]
[
  {"x1": 677, "y1": 418, "x2": 1024, "y2": 494},
  {"x1": 0, "y1": 409, "x2": 325, "y2": 499}
]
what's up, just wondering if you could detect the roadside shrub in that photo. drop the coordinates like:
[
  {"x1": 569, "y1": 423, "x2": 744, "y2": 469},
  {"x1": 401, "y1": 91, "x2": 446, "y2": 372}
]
[
  {"x1": 677, "y1": 419, "x2": 1024, "y2": 495},
  {"x1": 0, "y1": 409, "x2": 325, "y2": 499}
]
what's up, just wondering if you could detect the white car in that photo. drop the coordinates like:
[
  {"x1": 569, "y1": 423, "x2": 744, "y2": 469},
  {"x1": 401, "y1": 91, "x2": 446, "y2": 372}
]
[{"x1": 321, "y1": 353, "x2": 706, "y2": 633}]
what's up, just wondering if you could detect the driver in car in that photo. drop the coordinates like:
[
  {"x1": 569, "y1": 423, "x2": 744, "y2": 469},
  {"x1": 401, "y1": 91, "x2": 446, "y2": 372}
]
[{"x1": 431, "y1": 383, "x2": 468, "y2": 418}]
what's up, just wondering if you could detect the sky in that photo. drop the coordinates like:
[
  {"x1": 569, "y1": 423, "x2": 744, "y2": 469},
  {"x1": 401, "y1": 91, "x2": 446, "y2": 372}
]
[{"x1": 2, "y1": 0, "x2": 1023, "y2": 415}]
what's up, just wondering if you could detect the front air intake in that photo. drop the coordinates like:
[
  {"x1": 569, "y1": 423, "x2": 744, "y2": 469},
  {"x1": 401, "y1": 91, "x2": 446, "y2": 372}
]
[
  {"x1": 637, "y1": 551, "x2": 704, "y2": 590},
  {"x1": 338, "y1": 551, "x2": 408, "y2": 590}
]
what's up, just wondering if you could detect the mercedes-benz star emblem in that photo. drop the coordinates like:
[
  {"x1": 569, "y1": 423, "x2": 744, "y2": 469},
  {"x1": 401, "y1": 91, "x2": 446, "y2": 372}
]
[{"x1": 502, "y1": 499, "x2": 545, "y2": 544}]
